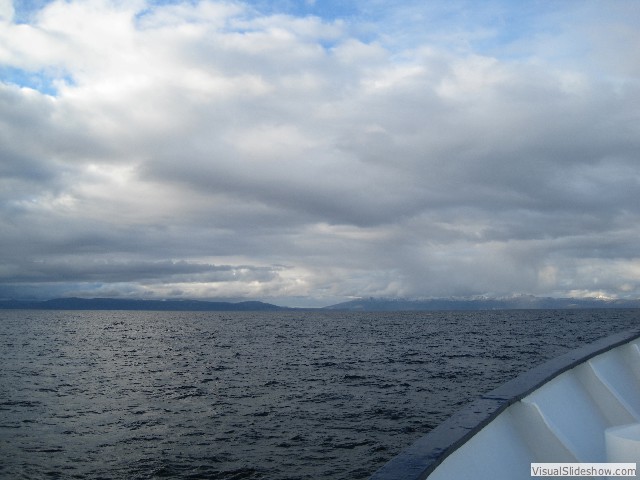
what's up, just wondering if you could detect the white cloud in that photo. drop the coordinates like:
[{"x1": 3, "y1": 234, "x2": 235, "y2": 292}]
[
  {"x1": 0, "y1": 0, "x2": 639, "y2": 304},
  {"x1": 0, "y1": 0, "x2": 13, "y2": 23}
]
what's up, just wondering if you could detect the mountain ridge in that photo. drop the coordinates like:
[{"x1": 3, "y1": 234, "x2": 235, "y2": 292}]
[
  {"x1": 322, "y1": 296, "x2": 640, "y2": 311},
  {"x1": 0, "y1": 297, "x2": 288, "y2": 311},
  {"x1": 2, "y1": 295, "x2": 640, "y2": 311}
]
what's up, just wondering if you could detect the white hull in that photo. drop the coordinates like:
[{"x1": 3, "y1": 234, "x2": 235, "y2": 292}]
[{"x1": 371, "y1": 328, "x2": 640, "y2": 479}]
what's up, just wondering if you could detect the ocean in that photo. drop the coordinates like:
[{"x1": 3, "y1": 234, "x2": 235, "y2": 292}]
[{"x1": 1, "y1": 309, "x2": 639, "y2": 479}]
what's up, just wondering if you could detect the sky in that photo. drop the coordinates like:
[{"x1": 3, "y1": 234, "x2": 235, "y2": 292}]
[{"x1": 0, "y1": 0, "x2": 639, "y2": 307}]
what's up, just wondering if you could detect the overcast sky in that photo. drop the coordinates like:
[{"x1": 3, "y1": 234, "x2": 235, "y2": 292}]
[{"x1": 1, "y1": 0, "x2": 639, "y2": 306}]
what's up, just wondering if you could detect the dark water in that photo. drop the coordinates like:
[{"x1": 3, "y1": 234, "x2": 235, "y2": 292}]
[{"x1": 1, "y1": 309, "x2": 639, "y2": 479}]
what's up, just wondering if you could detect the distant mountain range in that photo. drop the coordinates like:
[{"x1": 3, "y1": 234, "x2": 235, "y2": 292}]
[
  {"x1": 323, "y1": 296, "x2": 640, "y2": 311},
  {"x1": 2, "y1": 295, "x2": 640, "y2": 311},
  {"x1": 0, "y1": 297, "x2": 288, "y2": 311}
]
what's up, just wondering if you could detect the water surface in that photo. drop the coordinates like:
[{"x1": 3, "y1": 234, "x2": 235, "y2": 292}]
[{"x1": 1, "y1": 309, "x2": 638, "y2": 479}]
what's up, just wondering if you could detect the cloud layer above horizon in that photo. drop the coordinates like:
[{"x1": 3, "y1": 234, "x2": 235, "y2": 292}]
[{"x1": 1, "y1": 0, "x2": 639, "y2": 306}]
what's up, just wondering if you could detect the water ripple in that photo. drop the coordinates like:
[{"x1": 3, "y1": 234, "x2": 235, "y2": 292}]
[{"x1": 0, "y1": 309, "x2": 638, "y2": 479}]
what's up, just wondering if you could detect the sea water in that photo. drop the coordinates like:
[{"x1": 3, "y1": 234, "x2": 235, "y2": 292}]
[{"x1": 1, "y1": 309, "x2": 639, "y2": 479}]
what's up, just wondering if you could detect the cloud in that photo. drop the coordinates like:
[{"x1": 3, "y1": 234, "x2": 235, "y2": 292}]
[{"x1": 1, "y1": 0, "x2": 639, "y2": 305}]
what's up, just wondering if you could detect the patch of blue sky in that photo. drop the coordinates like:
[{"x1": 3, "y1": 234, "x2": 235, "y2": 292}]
[
  {"x1": 9, "y1": 0, "x2": 52, "y2": 24},
  {"x1": 344, "y1": 0, "x2": 560, "y2": 60},
  {"x1": 239, "y1": 0, "x2": 361, "y2": 20},
  {"x1": 0, "y1": 66, "x2": 71, "y2": 95},
  {"x1": 459, "y1": 2, "x2": 556, "y2": 56},
  {"x1": 148, "y1": 0, "x2": 198, "y2": 5},
  {"x1": 212, "y1": 0, "x2": 521, "y2": 56}
]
